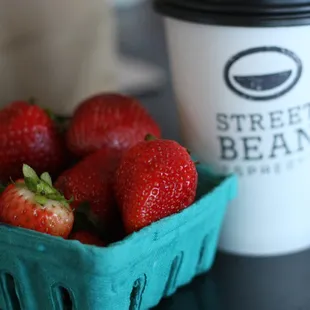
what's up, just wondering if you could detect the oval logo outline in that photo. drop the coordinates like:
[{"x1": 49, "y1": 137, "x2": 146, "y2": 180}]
[{"x1": 224, "y1": 46, "x2": 302, "y2": 101}]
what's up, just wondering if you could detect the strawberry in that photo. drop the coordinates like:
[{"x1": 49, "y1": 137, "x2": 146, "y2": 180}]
[
  {"x1": 0, "y1": 164, "x2": 73, "y2": 238},
  {"x1": 66, "y1": 93, "x2": 161, "y2": 157},
  {"x1": 55, "y1": 148, "x2": 123, "y2": 240},
  {"x1": 115, "y1": 135, "x2": 198, "y2": 234},
  {"x1": 70, "y1": 231, "x2": 106, "y2": 246},
  {"x1": 0, "y1": 101, "x2": 66, "y2": 183}
]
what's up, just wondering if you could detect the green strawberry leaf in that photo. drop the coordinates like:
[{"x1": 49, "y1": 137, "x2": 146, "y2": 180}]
[
  {"x1": 24, "y1": 177, "x2": 38, "y2": 193},
  {"x1": 44, "y1": 108, "x2": 54, "y2": 120},
  {"x1": 45, "y1": 193, "x2": 61, "y2": 201},
  {"x1": 67, "y1": 196, "x2": 74, "y2": 204},
  {"x1": 20, "y1": 164, "x2": 74, "y2": 210},
  {"x1": 36, "y1": 180, "x2": 57, "y2": 196},
  {"x1": 40, "y1": 172, "x2": 52, "y2": 187},
  {"x1": 23, "y1": 164, "x2": 40, "y2": 183},
  {"x1": 44, "y1": 108, "x2": 70, "y2": 134},
  {"x1": 34, "y1": 195, "x2": 48, "y2": 206},
  {"x1": 21, "y1": 164, "x2": 71, "y2": 207}
]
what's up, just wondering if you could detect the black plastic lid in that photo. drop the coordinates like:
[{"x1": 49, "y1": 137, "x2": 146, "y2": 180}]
[{"x1": 153, "y1": 0, "x2": 310, "y2": 27}]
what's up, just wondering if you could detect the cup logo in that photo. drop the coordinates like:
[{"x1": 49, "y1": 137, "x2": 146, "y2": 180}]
[{"x1": 224, "y1": 46, "x2": 302, "y2": 101}]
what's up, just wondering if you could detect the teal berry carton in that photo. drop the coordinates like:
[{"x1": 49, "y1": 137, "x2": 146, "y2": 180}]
[{"x1": 0, "y1": 164, "x2": 237, "y2": 310}]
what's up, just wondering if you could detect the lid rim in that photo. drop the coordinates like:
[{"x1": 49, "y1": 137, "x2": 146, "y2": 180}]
[{"x1": 154, "y1": 0, "x2": 310, "y2": 27}]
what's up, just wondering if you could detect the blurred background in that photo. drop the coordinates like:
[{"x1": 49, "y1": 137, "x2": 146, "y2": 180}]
[
  {"x1": 0, "y1": 0, "x2": 179, "y2": 141},
  {"x1": 112, "y1": 0, "x2": 181, "y2": 141}
]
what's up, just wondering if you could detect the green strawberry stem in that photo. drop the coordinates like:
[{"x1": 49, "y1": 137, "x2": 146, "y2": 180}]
[
  {"x1": 145, "y1": 134, "x2": 157, "y2": 141},
  {"x1": 44, "y1": 108, "x2": 69, "y2": 132},
  {"x1": 22, "y1": 164, "x2": 72, "y2": 209},
  {"x1": 28, "y1": 97, "x2": 36, "y2": 105}
]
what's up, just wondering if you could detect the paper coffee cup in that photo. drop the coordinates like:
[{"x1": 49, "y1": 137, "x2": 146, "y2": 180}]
[{"x1": 154, "y1": 0, "x2": 310, "y2": 256}]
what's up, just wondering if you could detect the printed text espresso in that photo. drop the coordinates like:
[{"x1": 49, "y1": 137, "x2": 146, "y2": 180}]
[{"x1": 216, "y1": 102, "x2": 310, "y2": 176}]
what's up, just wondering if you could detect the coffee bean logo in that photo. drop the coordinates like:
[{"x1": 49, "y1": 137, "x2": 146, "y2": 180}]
[{"x1": 224, "y1": 47, "x2": 302, "y2": 101}]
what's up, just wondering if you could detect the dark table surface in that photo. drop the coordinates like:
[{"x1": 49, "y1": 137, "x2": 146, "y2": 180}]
[{"x1": 117, "y1": 3, "x2": 310, "y2": 310}]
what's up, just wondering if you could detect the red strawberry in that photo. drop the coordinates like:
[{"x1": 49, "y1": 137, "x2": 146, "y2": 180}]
[
  {"x1": 0, "y1": 164, "x2": 73, "y2": 238},
  {"x1": 66, "y1": 93, "x2": 161, "y2": 157},
  {"x1": 55, "y1": 148, "x2": 123, "y2": 239},
  {"x1": 70, "y1": 231, "x2": 106, "y2": 246},
  {"x1": 115, "y1": 135, "x2": 198, "y2": 234},
  {"x1": 0, "y1": 101, "x2": 66, "y2": 183}
]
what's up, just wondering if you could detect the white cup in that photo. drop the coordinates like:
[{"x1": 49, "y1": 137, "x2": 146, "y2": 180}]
[{"x1": 155, "y1": 1, "x2": 310, "y2": 256}]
